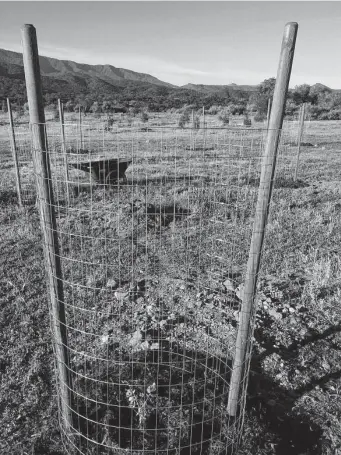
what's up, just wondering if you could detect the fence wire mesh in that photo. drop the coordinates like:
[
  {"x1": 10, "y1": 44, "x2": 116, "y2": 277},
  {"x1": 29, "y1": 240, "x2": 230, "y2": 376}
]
[
  {"x1": 3, "y1": 121, "x2": 299, "y2": 454},
  {"x1": 27, "y1": 122, "x2": 290, "y2": 455},
  {"x1": 6, "y1": 119, "x2": 304, "y2": 209}
]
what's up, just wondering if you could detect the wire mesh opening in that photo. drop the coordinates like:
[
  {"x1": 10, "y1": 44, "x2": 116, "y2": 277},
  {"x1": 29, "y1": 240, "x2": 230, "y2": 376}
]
[{"x1": 28, "y1": 123, "x2": 285, "y2": 454}]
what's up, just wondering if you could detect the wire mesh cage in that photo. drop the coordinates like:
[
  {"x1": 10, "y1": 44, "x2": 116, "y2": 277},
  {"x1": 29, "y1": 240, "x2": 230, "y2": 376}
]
[{"x1": 27, "y1": 122, "x2": 285, "y2": 455}]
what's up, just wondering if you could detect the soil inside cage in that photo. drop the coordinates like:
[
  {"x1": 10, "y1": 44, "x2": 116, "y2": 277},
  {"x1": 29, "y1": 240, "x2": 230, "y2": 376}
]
[{"x1": 71, "y1": 344, "x2": 234, "y2": 455}]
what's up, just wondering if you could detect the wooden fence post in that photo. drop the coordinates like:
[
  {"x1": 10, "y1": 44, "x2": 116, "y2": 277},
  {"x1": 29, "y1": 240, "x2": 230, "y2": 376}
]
[
  {"x1": 294, "y1": 102, "x2": 306, "y2": 181},
  {"x1": 58, "y1": 99, "x2": 70, "y2": 202},
  {"x1": 7, "y1": 98, "x2": 23, "y2": 206},
  {"x1": 227, "y1": 22, "x2": 298, "y2": 417},
  {"x1": 21, "y1": 24, "x2": 73, "y2": 434}
]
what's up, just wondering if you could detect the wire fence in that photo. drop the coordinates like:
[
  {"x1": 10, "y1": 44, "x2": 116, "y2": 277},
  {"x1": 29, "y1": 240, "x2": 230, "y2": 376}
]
[
  {"x1": 10, "y1": 122, "x2": 290, "y2": 455},
  {"x1": 3, "y1": 119, "x2": 305, "y2": 209}
]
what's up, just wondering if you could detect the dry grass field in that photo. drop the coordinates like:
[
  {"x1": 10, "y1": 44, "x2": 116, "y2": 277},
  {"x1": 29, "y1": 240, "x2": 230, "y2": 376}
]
[{"x1": 0, "y1": 113, "x2": 340, "y2": 455}]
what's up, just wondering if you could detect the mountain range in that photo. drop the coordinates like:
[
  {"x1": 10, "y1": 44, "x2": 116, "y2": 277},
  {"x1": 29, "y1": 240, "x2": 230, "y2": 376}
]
[{"x1": 0, "y1": 47, "x2": 335, "y2": 109}]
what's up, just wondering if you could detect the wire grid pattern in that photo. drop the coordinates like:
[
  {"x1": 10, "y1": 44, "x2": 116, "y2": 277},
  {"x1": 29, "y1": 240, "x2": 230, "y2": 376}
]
[
  {"x1": 1, "y1": 124, "x2": 34, "y2": 204},
  {"x1": 30, "y1": 123, "x2": 284, "y2": 455},
  {"x1": 8, "y1": 118, "x2": 303, "y2": 205}
]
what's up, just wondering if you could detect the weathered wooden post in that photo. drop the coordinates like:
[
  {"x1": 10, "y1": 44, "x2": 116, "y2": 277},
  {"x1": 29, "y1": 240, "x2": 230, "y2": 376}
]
[
  {"x1": 266, "y1": 97, "x2": 272, "y2": 130},
  {"x1": 58, "y1": 99, "x2": 70, "y2": 202},
  {"x1": 21, "y1": 24, "x2": 73, "y2": 433},
  {"x1": 7, "y1": 98, "x2": 23, "y2": 206},
  {"x1": 202, "y1": 106, "x2": 205, "y2": 129},
  {"x1": 227, "y1": 22, "x2": 298, "y2": 416},
  {"x1": 294, "y1": 102, "x2": 306, "y2": 181}
]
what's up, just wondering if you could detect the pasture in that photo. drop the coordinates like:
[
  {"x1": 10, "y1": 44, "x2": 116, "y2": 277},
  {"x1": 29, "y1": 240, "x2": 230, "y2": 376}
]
[{"x1": 0, "y1": 113, "x2": 340, "y2": 455}]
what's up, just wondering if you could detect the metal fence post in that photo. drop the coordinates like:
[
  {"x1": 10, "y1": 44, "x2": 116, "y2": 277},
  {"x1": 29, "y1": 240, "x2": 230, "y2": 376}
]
[
  {"x1": 21, "y1": 24, "x2": 73, "y2": 434},
  {"x1": 266, "y1": 97, "x2": 272, "y2": 131},
  {"x1": 79, "y1": 106, "x2": 84, "y2": 150},
  {"x1": 227, "y1": 22, "x2": 298, "y2": 416},
  {"x1": 58, "y1": 99, "x2": 70, "y2": 202},
  {"x1": 7, "y1": 98, "x2": 23, "y2": 206},
  {"x1": 294, "y1": 102, "x2": 306, "y2": 181}
]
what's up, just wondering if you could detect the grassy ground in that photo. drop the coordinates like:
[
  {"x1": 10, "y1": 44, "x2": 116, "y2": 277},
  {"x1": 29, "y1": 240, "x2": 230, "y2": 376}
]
[{"x1": 0, "y1": 116, "x2": 340, "y2": 454}]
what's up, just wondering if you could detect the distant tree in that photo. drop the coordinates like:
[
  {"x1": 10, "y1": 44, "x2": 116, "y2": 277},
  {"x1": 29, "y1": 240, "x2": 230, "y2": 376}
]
[
  {"x1": 64, "y1": 100, "x2": 74, "y2": 112},
  {"x1": 208, "y1": 105, "x2": 220, "y2": 115},
  {"x1": 102, "y1": 101, "x2": 112, "y2": 113},
  {"x1": 178, "y1": 111, "x2": 190, "y2": 128},
  {"x1": 90, "y1": 101, "x2": 102, "y2": 114},
  {"x1": 292, "y1": 84, "x2": 312, "y2": 105},
  {"x1": 228, "y1": 103, "x2": 246, "y2": 115},
  {"x1": 252, "y1": 77, "x2": 276, "y2": 115},
  {"x1": 218, "y1": 109, "x2": 230, "y2": 125}
]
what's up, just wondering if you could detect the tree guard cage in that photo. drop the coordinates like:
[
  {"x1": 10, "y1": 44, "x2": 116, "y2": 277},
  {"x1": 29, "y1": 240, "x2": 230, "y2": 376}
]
[{"x1": 21, "y1": 22, "x2": 298, "y2": 455}]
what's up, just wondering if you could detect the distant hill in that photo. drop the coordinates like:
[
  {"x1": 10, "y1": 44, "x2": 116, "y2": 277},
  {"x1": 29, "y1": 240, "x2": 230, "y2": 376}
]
[
  {"x1": 1, "y1": 47, "x2": 339, "y2": 114},
  {"x1": 181, "y1": 83, "x2": 258, "y2": 93},
  {"x1": 0, "y1": 48, "x2": 174, "y2": 88}
]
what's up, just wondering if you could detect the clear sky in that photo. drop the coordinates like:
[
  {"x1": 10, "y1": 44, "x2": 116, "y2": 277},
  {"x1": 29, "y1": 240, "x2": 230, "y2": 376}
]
[{"x1": 1, "y1": 1, "x2": 341, "y2": 88}]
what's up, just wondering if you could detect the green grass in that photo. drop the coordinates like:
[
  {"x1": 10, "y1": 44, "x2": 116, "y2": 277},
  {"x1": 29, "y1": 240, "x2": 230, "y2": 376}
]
[{"x1": 0, "y1": 118, "x2": 341, "y2": 455}]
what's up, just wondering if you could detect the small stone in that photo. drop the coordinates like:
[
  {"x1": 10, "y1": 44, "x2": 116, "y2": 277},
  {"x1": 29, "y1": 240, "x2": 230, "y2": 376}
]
[
  {"x1": 100, "y1": 334, "x2": 109, "y2": 344},
  {"x1": 128, "y1": 330, "x2": 142, "y2": 348},
  {"x1": 223, "y1": 279, "x2": 235, "y2": 292},
  {"x1": 147, "y1": 383, "x2": 156, "y2": 394},
  {"x1": 115, "y1": 291, "x2": 128, "y2": 301},
  {"x1": 269, "y1": 308, "x2": 282, "y2": 320},
  {"x1": 267, "y1": 399, "x2": 276, "y2": 407},
  {"x1": 289, "y1": 307, "x2": 295, "y2": 313},
  {"x1": 107, "y1": 279, "x2": 118, "y2": 289}
]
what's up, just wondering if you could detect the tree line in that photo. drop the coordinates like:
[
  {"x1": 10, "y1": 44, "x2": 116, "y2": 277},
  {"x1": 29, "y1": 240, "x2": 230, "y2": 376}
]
[{"x1": 2, "y1": 76, "x2": 341, "y2": 120}]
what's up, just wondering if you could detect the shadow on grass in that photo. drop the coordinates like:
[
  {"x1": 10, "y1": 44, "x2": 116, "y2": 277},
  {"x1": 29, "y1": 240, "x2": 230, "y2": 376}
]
[
  {"x1": 0, "y1": 189, "x2": 20, "y2": 206},
  {"x1": 236, "y1": 176, "x2": 310, "y2": 190},
  {"x1": 247, "y1": 356, "x2": 323, "y2": 455},
  {"x1": 246, "y1": 319, "x2": 341, "y2": 454}
]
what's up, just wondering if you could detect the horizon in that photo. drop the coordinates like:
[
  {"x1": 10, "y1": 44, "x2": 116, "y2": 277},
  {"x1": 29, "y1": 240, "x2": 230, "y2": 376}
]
[{"x1": 1, "y1": 2, "x2": 341, "y2": 89}]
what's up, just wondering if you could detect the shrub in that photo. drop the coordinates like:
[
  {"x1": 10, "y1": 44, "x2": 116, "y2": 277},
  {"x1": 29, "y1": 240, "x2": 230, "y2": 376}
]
[
  {"x1": 254, "y1": 112, "x2": 266, "y2": 122},
  {"x1": 178, "y1": 111, "x2": 190, "y2": 128},
  {"x1": 218, "y1": 109, "x2": 230, "y2": 125},
  {"x1": 208, "y1": 105, "x2": 219, "y2": 115},
  {"x1": 327, "y1": 109, "x2": 341, "y2": 120},
  {"x1": 140, "y1": 111, "x2": 149, "y2": 123}
]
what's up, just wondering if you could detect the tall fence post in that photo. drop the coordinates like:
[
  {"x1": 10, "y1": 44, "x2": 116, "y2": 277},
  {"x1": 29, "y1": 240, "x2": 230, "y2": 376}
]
[
  {"x1": 58, "y1": 99, "x2": 70, "y2": 202},
  {"x1": 7, "y1": 98, "x2": 23, "y2": 206},
  {"x1": 21, "y1": 24, "x2": 73, "y2": 434},
  {"x1": 202, "y1": 106, "x2": 205, "y2": 129},
  {"x1": 266, "y1": 97, "x2": 272, "y2": 130},
  {"x1": 227, "y1": 22, "x2": 298, "y2": 417},
  {"x1": 294, "y1": 102, "x2": 306, "y2": 181}
]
